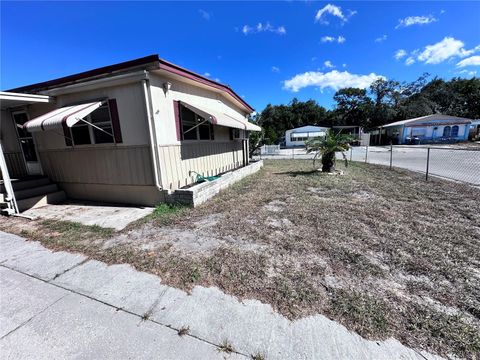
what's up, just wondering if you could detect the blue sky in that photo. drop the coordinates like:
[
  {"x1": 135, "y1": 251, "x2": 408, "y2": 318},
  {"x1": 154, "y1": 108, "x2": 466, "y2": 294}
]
[{"x1": 1, "y1": 1, "x2": 479, "y2": 111}]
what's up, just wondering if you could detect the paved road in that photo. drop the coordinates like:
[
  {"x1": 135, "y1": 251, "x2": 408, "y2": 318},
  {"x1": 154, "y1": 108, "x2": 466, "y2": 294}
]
[
  {"x1": 256, "y1": 146, "x2": 480, "y2": 185},
  {"x1": 0, "y1": 231, "x2": 443, "y2": 360},
  {"x1": 350, "y1": 146, "x2": 480, "y2": 185}
]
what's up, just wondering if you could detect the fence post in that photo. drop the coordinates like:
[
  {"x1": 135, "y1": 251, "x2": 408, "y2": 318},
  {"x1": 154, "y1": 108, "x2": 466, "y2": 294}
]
[
  {"x1": 425, "y1": 147, "x2": 430, "y2": 181},
  {"x1": 365, "y1": 146, "x2": 368, "y2": 163},
  {"x1": 292, "y1": 148, "x2": 294, "y2": 159},
  {"x1": 389, "y1": 144, "x2": 393, "y2": 170},
  {"x1": 350, "y1": 147, "x2": 353, "y2": 162}
]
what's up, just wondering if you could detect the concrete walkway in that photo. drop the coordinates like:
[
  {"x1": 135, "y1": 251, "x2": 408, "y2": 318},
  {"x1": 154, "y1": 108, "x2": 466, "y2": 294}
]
[
  {"x1": 0, "y1": 231, "x2": 443, "y2": 360},
  {"x1": 22, "y1": 201, "x2": 154, "y2": 231}
]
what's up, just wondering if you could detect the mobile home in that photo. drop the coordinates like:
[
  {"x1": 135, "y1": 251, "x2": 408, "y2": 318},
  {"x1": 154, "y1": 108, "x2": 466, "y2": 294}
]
[{"x1": 0, "y1": 55, "x2": 261, "y2": 213}]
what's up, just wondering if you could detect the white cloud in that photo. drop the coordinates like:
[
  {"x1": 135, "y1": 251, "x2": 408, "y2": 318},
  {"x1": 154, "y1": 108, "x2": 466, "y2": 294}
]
[
  {"x1": 342, "y1": 63, "x2": 347, "y2": 68},
  {"x1": 311, "y1": 57, "x2": 318, "y2": 62},
  {"x1": 324, "y1": 60, "x2": 335, "y2": 68},
  {"x1": 198, "y1": 9, "x2": 211, "y2": 20},
  {"x1": 405, "y1": 57, "x2": 415, "y2": 66},
  {"x1": 214, "y1": 78, "x2": 221, "y2": 83},
  {"x1": 204, "y1": 72, "x2": 211, "y2": 77},
  {"x1": 321, "y1": 35, "x2": 345, "y2": 44},
  {"x1": 394, "y1": 49, "x2": 407, "y2": 60},
  {"x1": 396, "y1": 15, "x2": 437, "y2": 29},
  {"x1": 283, "y1": 70, "x2": 384, "y2": 92},
  {"x1": 458, "y1": 69, "x2": 477, "y2": 77},
  {"x1": 456, "y1": 55, "x2": 480, "y2": 67},
  {"x1": 242, "y1": 22, "x2": 286, "y2": 35},
  {"x1": 271, "y1": 66, "x2": 280, "y2": 73},
  {"x1": 417, "y1": 37, "x2": 479, "y2": 64},
  {"x1": 375, "y1": 35, "x2": 387, "y2": 43},
  {"x1": 315, "y1": 4, "x2": 355, "y2": 24}
]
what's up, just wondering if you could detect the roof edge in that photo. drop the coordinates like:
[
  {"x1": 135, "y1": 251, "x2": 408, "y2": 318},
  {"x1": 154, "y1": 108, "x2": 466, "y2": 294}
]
[
  {"x1": 157, "y1": 58, "x2": 254, "y2": 112},
  {"x1": 6, "y1": 55, "x2": 159, "y2": 93},
  {"x1": 5, "y1": 54, "x2": 254, "y2": 113}
]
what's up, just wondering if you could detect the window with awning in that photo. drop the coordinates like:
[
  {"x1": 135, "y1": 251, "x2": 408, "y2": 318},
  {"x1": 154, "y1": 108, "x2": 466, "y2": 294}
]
[
  {"x1": 23, "y1": 99, "x2": 122, "y2": 146},
  {"x1": 177, "y1": 101, "x2": 261, "y2": 133},
  {"x1": 23, "y1": 101, "x2": 104, "y2": 132}
]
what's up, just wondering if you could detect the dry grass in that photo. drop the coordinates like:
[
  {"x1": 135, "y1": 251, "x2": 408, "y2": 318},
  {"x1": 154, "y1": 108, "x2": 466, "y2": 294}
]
[{"x1": 1, "y1": 160, "x2": 479, "y2": 359}]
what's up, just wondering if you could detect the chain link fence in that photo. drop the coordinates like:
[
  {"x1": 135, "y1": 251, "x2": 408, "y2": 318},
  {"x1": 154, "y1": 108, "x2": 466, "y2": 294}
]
[{"x1": 254, "y1": 145, "x2": 480, "y2": 186}]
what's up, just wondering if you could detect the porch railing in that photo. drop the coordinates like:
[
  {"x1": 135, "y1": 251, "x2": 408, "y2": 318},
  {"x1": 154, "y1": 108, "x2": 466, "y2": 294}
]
[{"x1": 0, "y1": 142, "x2": 18, "y2": 214}]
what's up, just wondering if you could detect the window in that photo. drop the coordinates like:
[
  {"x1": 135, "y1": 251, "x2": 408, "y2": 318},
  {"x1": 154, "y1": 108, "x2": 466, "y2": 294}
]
[
  {"x1": 291, "y1": 135, "x2": 308, "y2": 142},
  {"x1": 71, "y1": 103, "x2": 114, "y2": 145},
  {"x1": 451, "y1": 125, "x2": 459, "y2": 137},
  {"x1": 180, "y1": 105, "x2": 214, "y2": 141},
  {"x1": 443, "y1": 126, "x2": 451, "y2": 137},
  {"x1": 411, "y1": 128, "x2": 426, "y2": 137}
]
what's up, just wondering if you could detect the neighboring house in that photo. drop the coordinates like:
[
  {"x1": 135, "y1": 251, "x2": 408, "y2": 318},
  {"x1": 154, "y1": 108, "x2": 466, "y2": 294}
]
[
  {"x1": 371, "y1": 114, "x2": 472, "y2": 145},
  {"x1": 285, "y1": 125, "x2": 328, "y2": 148},
  {"x1": 0, "y1": 55, "x2": 261, "y2": 213}
]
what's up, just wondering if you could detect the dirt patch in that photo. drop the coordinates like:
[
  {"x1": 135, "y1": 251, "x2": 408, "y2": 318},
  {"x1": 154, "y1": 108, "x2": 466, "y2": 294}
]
[{"x1": 2, "y1": 160, "x2": 479, "y2": 359}]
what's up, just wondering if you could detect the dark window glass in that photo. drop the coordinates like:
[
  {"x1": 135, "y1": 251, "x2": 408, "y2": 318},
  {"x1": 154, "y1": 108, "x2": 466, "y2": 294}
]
[
  {"x1": 451, "y1": 125, "x2": 459, "y2": 137},
  {"x1": 180, "y1": 106, "x2": 198, "y2": 140},
  {"x1": 93, "y1": 126, "x2": 113, "y2": 143},
  {"x1": 443, "y1": 126, "x2": 451, "y2": 137},
  {"x1": 199, "y1": 124, "x2": 211, "y2": 140},
  {"x1": 90, "y1": 106, "x2": 110, "y2": 124},
  {"x1": 71, "y1": 125, "x2": 91, "y2": 145},
  {"x1": 20, "y1": 138, "x2": 37, "y2": 161}
]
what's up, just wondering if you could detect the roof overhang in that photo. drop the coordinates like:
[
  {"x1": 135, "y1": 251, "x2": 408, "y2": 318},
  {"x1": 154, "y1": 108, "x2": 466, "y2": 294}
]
[{"x1": 0, "y1": 91, "x2": 53, "y2": 110}]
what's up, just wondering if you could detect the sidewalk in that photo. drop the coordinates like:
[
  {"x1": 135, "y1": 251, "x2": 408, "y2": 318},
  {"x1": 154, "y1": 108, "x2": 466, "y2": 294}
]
[{"x1": 0, "y1": 231, "x2": 443, "y2": 360}]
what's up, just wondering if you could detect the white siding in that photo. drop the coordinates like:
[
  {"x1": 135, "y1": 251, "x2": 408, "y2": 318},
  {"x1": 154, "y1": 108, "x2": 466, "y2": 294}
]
[{"x1": 148, "y1": 73, "x2": 250, "y2": 190}]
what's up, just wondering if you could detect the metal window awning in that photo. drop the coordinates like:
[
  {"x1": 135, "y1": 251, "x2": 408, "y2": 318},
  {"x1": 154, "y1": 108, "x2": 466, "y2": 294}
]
[
  {"x1": 23, "y1": 101, "x2": 103, "y2": 132},
  {"x1": 180, "y1": 101, "x2": 261, "y2": 132}
]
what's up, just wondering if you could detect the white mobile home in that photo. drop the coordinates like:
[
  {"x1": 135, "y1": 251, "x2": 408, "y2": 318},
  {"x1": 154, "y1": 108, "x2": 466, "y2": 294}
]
[
  {"x1": 0, "y1": 55, "x2": 261, "y2": 213},
  {"x1": 285, "y1": 125, "x2": 328, "y2": 148}
]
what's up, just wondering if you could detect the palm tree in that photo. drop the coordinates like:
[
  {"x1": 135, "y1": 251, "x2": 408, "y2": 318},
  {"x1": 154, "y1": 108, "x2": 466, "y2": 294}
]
[{"x1": 306, "y1": 130, "x2": 353, "y2": 172}]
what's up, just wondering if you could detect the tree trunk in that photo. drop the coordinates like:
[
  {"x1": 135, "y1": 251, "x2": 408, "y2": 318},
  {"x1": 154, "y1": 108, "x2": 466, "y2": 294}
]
[{"x1": 322, "y1": 152, "x2": 336, "y2": 172}]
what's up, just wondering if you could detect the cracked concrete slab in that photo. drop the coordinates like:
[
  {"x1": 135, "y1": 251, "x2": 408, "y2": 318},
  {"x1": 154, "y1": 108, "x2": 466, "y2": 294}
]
[
  {"x1": 0, "y1": 266, "x2": 67, "y2": 338},
  {"x1": 53, "y1": 261, "x2": 171, "y2": 315},
  {"x1": 0, "y1": 291, "x2": 243, "y2": 360},
  {"x1": 0, "y1": 232, "x2": 46, "y2": 263},
  {"x1": 150, "y1": 286, "x2": 443, "y2": 360},
  {"x1": 1, "y1": 247, "x2": 86, "y2": 282}
]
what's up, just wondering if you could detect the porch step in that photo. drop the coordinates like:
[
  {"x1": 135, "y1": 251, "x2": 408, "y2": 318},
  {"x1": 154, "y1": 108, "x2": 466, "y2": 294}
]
[
  {"x1": 0, "y1": 176, "x2": 66, "y2": 214},
  {"x1": 16, "y1": 190, "x2": 66, "y2": 212},
  {"x1": 15, "y1": 184, "x2": 59, "y2": 201},
  {"x1": 0, "y1": 177, "x2": 50, "y2": 192}
]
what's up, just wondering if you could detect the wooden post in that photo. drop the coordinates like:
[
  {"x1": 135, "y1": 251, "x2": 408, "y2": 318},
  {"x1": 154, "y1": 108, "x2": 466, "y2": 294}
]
[
  {"x1": 389, "y1": 144, "x2": 393, "y2": 170},
  {"x1": 425, "y1": 147, "x2": 430, "y2": 181},
  {"x1": 365, "y1": 146, "x2": 368, "y2": 163}
]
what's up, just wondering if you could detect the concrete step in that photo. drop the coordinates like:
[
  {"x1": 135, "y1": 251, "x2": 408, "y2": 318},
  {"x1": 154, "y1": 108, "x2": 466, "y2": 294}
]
[
  {"x1": 0, "y1": 206, "x2": 15, "y2": 215},
  {"x1": 0, "y1": 177, "x2": 50, "y2": 192},
  {"x1": 15, "y1": 184, "x2": 59, "y2": 201},
  {"x1": 16, "y1": 191, "x2": 66, "y2": 212}
]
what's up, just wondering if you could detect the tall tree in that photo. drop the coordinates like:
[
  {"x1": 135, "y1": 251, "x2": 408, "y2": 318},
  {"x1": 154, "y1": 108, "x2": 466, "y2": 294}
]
[{"x1": 332, "y1": 88, "x2": 373, "y2": 128}]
